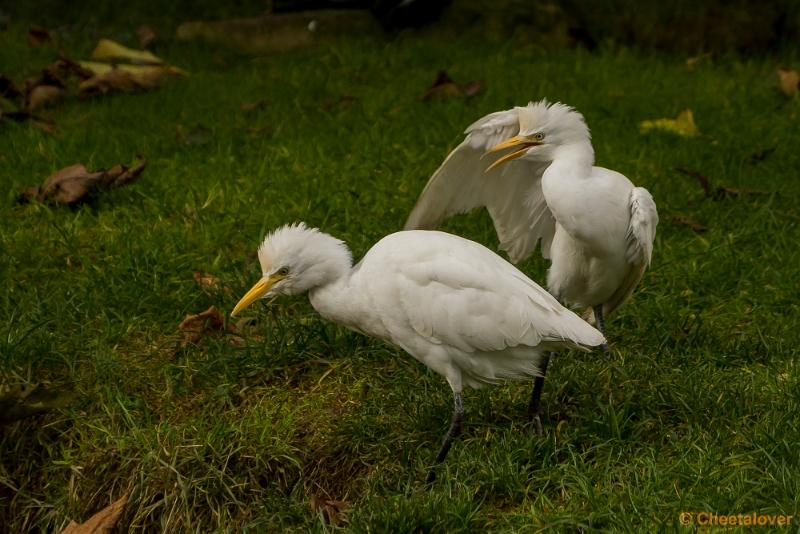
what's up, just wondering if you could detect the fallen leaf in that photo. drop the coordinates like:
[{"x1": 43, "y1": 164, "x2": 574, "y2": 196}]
[
  {"x1": 90, "y1": 38, "x2": 163, "y2": 65},
  {"x1": 322, "y1": 94, "x2": 357, "y2": 111},
  {"x1": 777, "y1": 68, "x2": 799, "y2": 98},
  {"x1": 675, "y1": 167, "x2": 711, "y2": 197},
  {"x1": 136, "y1": 25, "x2": 157, "y2": 48},
  {"x1": 240, "y1": 99, "x2": 269, "y2": 112},
  {"x1": 178, "y1": 305, "x2": 232, "y2": 347},
  {"x1": 422, "y1": 71, "x2": 484, "y2": 101},
  {"x1": 79, "y1": 60, "x2": 187, "y2": 77},
  {"x1": 0, "y1": 384, "x2": 76, "y2": 425},
  {"x1": 309, "y1": 495, "x2": 347, "y2": 526},
  {"x1": 640, "y1": 109, "x2": 700, "y2": 137},
  {"x1": 421, "y1": 71, "x2": 461, "y2": 101},
  {"x1": 18, "y1": 156, "x2": 146, "y2": 205},
  {"x1": 26, "y1": 84, "x2": 65, "y2": 110},
  {"x1": 61, "y1": 493, "x2": 128, "y2": 534},
  {"x1": 27, "y1": 26, "x2": 52, "y2": 47},
  {"x1": 668, "y1": 214, "x2": 707, "y2": 233},
  {"x1": 675, "y1": 167, "x2": 770, "y2": 200}
]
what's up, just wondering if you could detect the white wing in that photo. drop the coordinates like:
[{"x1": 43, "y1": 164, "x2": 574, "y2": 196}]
[
  {"x1": 368, "y1": 231, "x2": 605, "y2": 354},
  {"x1": 404, "y1": 108, "x2": 556, "y2": 262}
]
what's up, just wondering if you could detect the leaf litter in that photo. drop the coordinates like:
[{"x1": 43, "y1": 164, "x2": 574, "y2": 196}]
[
  {"x1": 421, "y1": 71, "x2": 485, "y2": 101},
  {"x1": 640, "y1": 109, "x2": 700, "y2": 137},
  {"x1": 60, "y1": 493, "x2": 128, "y2": 534},
  {"x1": 675, "y1": 167, "x2": 770, "y2": 200},
  {"x1": 0, "y1": 383, "x2": 76, "y2": 425},
  {"x1": 18, "y1": 156, "x2": 146, "y2": 206}
]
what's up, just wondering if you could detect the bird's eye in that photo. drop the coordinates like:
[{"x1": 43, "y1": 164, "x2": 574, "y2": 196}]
[
  {"x1": 276, "y1": 267, "x2": 289, "y2": 276},
  {"x1": 533, "y1": 132, "x2": 545, "y2": 141}
]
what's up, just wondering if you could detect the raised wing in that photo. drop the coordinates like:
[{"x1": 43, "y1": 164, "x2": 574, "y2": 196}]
[{"x1": 404, "y1": 108, "x2": 556, "y2": 262}]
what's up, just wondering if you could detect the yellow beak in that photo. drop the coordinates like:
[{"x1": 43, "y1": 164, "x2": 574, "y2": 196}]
[
  {"x1": 484, "y1": 135, "x2": 541, "y2": 173},
  {"x1": 231, "y1": 275, "x2": 280, "y2": 317}
]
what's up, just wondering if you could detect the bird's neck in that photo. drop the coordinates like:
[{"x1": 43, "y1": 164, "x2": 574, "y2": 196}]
[
  {"x1": 306, "y1": 254, "x2": 356, "y2": 326},
  {"x1": 541, "y1": 141, "x2": 596, "y2": 222}
]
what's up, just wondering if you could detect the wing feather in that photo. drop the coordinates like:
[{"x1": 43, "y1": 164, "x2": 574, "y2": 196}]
[
  {"x1": 388, "y1": 233, "x2": 605, "y2": 354},
  {"x1": 404, "y1": 108, "x2": 555, "y2": 262}
]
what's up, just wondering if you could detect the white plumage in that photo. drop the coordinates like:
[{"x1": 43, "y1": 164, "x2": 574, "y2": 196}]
[
  {"x1": 405, "y1": 100, "x2": 659, "y2": 342},
  {"x1": 231, "y1": 222, "x2": 604, "y2": 482}
]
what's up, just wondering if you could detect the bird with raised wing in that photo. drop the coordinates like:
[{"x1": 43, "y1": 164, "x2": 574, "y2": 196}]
[
  {"x1": 404, "y1": 100, "x2": 658, "y2": 425},
  {"x1": 231, "y1": 223, "x2": 605, "y2": 483}
]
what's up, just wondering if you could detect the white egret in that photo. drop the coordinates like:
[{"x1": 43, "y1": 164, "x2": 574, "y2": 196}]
[
  {"x1": 404, "y1": 100, "x2": 658, "y2": 424},
  {"x1": 231, "y1": 223, "x2": 605, "y2": 483}
]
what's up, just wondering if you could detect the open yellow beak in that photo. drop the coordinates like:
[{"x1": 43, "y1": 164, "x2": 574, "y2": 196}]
[
  {"x1": 231, "y1": 275, "x2": 280, "y2": 317},
  {"x1": 484, "y1": 135, "x2": 541, "y2": 173}
]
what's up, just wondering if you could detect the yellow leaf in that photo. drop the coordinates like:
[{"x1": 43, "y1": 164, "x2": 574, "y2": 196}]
[
  {"x1": 79, "y1": 61, "x2": 188, "y2": 77},
  {"x1": 639, "y1": 109, "x2": 700, "y2": 137},
  {"x1": 90, "y1": 38, "x2": 164, "y2": 65},
  {"x1": 777, "y1": 68, "x2": 799, "y2": 98}
]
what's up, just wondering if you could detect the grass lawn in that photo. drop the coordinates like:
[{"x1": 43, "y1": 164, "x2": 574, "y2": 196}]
[{"x1": 1, "y1": 12, "x2": 799, "y2": 532}]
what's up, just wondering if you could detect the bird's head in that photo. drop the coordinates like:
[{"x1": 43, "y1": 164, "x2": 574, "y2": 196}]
[
  {"x1": 231, "y1": 222, "x2": 352, "y2": 316},
  {"x1": 485, "y1": 100, "x2": 591, "y2": 172}
]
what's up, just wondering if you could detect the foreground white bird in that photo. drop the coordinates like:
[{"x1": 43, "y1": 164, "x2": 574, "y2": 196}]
[
  {"x1": 231, "y1": 223, "x2": 605, "y2": 483},
  {"x1": 404, "y1": 100, "x2": 658, "y2": 421}
]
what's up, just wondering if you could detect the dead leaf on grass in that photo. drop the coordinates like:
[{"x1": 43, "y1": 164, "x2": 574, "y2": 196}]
[
  {"x1": 28, "y1": 26, "x2": 53, "y2": 47},
  {"x1": 668, "y1": 214, "x2": 708, "y2": 233},
  {"x1": 322, "y1": 94, "x2": 357, "y2": 111},
  {"x1": 27, "y1": 84, "x2": 66, "y2": 110},
  {"x1": 422, "y1": 71, "x2": 485, "y2": 101},
  {"x1": 178, "y1": 305, "x2": 235, "y2": 347},
  {"x1": 675, "y1": 167, "x2": 771, "y2": 200},
  {"x1": 240, "y1": 99, "x2": 269, "y2": 112},
  {"x1": 91, "y1": 38, "x2": 163, "y2": 65},
  {"x1": 61, "y1": 493, "x2": 128, "y2": 534},
  {"x1": 18, "y1": 156, "x2": 146, "y2": 205},
  {"x1": 0, "y1": 383, "x2": 76, "y2": 425},
  {"x1": 685, "y1": 52, "x2": 712, "y2": 69},
  {"x1": 309, "y1": 495, "x2": 347, "y2": 526},
  {"x1": 640, "y1": 109, "x2": 700, "y2": 137},
  {"x1": 136, "y1": 25, "x2": 157, "y2": 48},
  {"x1": 777, "y1": 68, "x2": 799, "y2": 98}
]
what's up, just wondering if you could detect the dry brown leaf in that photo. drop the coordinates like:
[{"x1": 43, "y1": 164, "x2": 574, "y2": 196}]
[
  {"x1": 178, "y1": 305, "x2": 231, "y2": 347},
  {"x1": 18, "y1": 157, "x2": 146, "y2": 205},
  {"x1": 640, "y1": 109, "x2": 700, "y2": 137},
  {"x1": 78, "y1": 68, "x2": 156, "y2": 97},
  {"x1": 675, "y1": 167, "x2": 770, "y2": 200},
  {"x1": 668, "y1": 214, "x2": 707, "y2": 233},
  {"x1": 777, "y1": 68, "x2": 799, "y2": 98},
  {"x1": 90, "y1": 38, "x2": 164, "y2": 65},
  {"x1": 685, "y1": 52, "x2": 712, "y2": 69},
  {"x1": 240, "y1": 99, "x2": 269, "y2": 112},
  {"x1": 136, "y1": 25, "x2": 157, "y2": 48},
  {"x1": 28, "y1": 26, "x2": 53, "y2": 47},
  {"x1": 27, "y1": 84, "x2": 65, "y2": 110},
  {"x1": 422, "y1": 71, "x2": 484, "y2": 101},
  {"x1": 309, "y1": 495, "x2": 347, "y2": 526},
  {"x1": 61, "y1": 493, "x2": 128, "y2": 534},
  {"x1": 322, "y1": 94, "x2": 357, "y2": 111}
]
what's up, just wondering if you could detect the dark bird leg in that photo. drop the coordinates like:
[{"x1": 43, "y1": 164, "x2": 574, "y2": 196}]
[
  {"x1": 594, "y1": 305, "x2": 610, "y2": 357},
  {"x1": 425, "y1": 392, "x2": 464, "y2": 484},
  {"x1": 527, "y1": 353, "x2": 552, "y2": 435}
]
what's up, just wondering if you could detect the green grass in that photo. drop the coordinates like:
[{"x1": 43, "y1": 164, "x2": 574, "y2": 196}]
[{"x1": 1, "y1": 13, "x2": 800, "y2": 532}]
